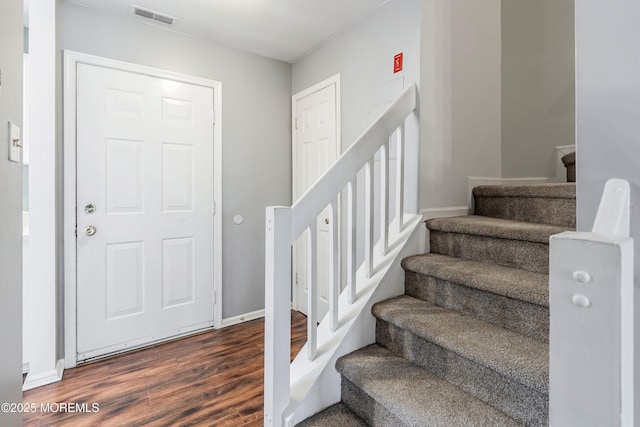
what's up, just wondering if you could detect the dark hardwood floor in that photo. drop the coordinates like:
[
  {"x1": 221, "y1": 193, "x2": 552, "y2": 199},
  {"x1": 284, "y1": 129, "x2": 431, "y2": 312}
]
[{"x1": 23, "y1": 311, "x2": 307, "y2": 427}]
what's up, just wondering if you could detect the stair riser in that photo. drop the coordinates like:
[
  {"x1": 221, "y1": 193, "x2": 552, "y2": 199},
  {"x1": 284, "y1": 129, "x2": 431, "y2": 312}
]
[
  {"x1": 566, "y1": 164, "x2": 575, "y2": 182},
  {"x1": 342, "y1": 378, "x2": 405, "y2": 427},
  {"x1": 376, "y1": 320, "x2": 548, "y2": 426},
  {"x1": 474, "y1": 197, "x2": 576, "y2": 228},
  {"x1": 405, "y1": 271, "x2": 548, "y2": 342},
  {"x1": 430, "y1": 231, "x2": 549, "y2": 274}
]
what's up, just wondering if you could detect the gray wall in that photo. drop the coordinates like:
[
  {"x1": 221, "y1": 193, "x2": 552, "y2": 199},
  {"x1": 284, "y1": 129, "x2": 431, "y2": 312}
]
[
  {"x1": 58, "y1": 1, "x2": 292, "y2": 319},
  {"x1": 501, "y1": 0, "x2": 575, "y2": 178},
  {"x1": 0, "y1": 0, "x2": 23, "y2": 425},
  {"x1": 421, "y1": 0, "x2": 502, "y2": 208},
  {"x1": 575, "y1": 0, "x2": 640, "y2": 415},
  {"x1": 293, "y1": 0, "x2": 420, "y2": 149}
]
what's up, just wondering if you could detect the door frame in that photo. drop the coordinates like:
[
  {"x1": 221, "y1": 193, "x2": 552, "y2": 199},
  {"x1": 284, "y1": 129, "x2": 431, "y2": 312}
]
[
  {"x1": 291, "y1": 74, "x2": 341, "y2": 311},
  {"x1": 63, "y1": 50, "x2": 223, "y2": 367}
]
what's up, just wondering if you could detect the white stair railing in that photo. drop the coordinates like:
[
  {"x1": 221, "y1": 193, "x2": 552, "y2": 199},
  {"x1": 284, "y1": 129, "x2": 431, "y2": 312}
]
[
  {"x1": 550, "y1": 178, "x2": 634, "y2": 426},
  {"x1": 264, "y1": 83, "x2": 417, "y2": 427}
]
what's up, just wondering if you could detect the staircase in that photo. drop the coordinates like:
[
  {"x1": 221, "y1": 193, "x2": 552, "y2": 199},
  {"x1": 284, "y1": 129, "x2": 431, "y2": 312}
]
[{"x1": 298, "y1": 182, "x2": 576, "y2": 426}]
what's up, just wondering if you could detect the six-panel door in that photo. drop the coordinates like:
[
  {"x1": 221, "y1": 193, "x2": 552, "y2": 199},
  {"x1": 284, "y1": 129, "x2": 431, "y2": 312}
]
[{"x1": 76, "y1": 63, "x2": 215, "y2": 360}]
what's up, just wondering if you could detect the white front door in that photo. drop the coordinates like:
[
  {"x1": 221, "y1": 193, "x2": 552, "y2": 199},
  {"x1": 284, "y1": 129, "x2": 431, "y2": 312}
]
[
  {"x1": 75, "y1": 63, "x2": 215, "y2": 361},
  {"x1": 293, "y1": 78, "x2": 339, "y2": 319}
]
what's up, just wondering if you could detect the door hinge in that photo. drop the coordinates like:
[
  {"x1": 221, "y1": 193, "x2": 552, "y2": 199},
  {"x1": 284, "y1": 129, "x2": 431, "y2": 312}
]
[
  {"x1": 212, "y1": 110, "x2": 216, "y2": 125},
  {"x1": 212, "y1": 200, "x2": 216, "y2": 215},
  {"x1": 212, "y1": 290, "x2": 216, "y2": 304},
  {"x1": 295, "y1": 118, "x2": 298, "y2": 130},
  {"x1": 295, "y1": 273, "x2": 299, "y2": 285}
]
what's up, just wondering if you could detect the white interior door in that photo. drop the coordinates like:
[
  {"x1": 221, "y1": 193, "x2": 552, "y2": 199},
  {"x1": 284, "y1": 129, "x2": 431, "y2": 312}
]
[
  {"x1": 76, "y1": 63, "x2": 215, "y2": 361},
  {"x1": 293, "y1": 79, "x2": 339, "y2": 319}
]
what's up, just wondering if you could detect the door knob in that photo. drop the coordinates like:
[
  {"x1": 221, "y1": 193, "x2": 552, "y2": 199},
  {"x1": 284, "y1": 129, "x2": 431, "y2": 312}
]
[
  {"x1": 85, "y1": 203, "x2": 97, "y2": 214},
  {"x1": 324, "y1": 218, "x2": 329, "y2": 225},
  {"x1": 84, "y1": 225, "x2": 97, "y2": 236}
]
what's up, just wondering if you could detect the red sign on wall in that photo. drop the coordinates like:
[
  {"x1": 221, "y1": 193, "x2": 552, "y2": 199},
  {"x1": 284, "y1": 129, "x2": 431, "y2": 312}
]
[{"x1": 393, "y1": 53, "x2": 403, "y2": 73}]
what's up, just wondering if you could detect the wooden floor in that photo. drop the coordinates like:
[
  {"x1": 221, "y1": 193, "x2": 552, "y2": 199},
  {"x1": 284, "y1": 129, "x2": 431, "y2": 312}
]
[{"x1": 23, "y1": 311, "x2": 307, "y2": 427}]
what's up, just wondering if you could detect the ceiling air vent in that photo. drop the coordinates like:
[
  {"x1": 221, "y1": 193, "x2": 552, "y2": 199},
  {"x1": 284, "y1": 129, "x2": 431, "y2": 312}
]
[{"x1": 131, "y1": 5, "x2": 176, "y2": 26}]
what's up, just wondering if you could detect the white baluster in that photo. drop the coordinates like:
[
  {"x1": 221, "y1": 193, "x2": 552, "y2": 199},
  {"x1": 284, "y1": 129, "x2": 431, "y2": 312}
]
[
  {"x1": 329, "y1": 197, "x2": 339, "y2": 331},
  {"x1": 307, "y1": 224, "x2": 317, "y2": 360},
  {"x1": 365, "y1": 160, "x2": 374, "y2": 278},
  {"x1": 347, "y1": 180, "x2": 356, "y2": 304},
  {"x1": 396, "y1": 123, "x2": 405, "y2": 234},
  {"x1": 264, "y1": 207, "x2": 292, "y2": 427},
  {"x1": 381, "y1": 142, "x2": 389, "y2": 255}
]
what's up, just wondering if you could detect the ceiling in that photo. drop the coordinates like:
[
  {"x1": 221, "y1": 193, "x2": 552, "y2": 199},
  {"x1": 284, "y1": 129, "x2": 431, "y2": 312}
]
[{"x1": 62, "y1": 0, "x2": 390, "y2": 63}]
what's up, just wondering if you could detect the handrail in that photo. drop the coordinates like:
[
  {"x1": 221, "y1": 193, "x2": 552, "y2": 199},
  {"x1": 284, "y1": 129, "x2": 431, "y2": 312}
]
[
  {"x1": 549, "y1": 178, "x2": 634, "y2": 427},
  {"x1": 290, "y1": 83, "x2": 417, "y2": 241},
  {"x1": 265, "y1": 83, "x2": 418, "y2": 427}
]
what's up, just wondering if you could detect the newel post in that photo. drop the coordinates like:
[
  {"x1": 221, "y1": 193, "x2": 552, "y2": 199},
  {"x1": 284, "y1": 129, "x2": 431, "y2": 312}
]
[
  {"x1": 264, "y1": 206, "x2": 292, "y2": 427},
  {"x1": 549, "y1": 232, "x2": 634, "y2": 426}
]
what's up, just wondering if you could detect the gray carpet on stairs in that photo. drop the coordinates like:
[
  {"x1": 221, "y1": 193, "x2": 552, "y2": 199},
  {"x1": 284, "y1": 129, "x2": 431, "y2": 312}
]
[
  {"x1": 473, "y1": 183, "x2": 576, "y2": 227},
  {"x1": 426, "y1": 215, "x2": 570, "y2": 243},
  {"x1": 372, "y1": 296, "x2": 548, "y2": 393},
  {"x1": 337, "y1": 345, "x2": 522, "y2": 427},
  {"x1": 374, "y1": 296, "x2": 548, "y2": 425},
  {"x1": 296, "y1": 403, "x2": 368, "y2": 427},
  {"x1": 298, "y1": 182, "x2": 574, "y2": 426},
  {"x1": 402, "y1": 254, "x2": 548, "y2": 307},
  {"x1": 428, "y1": 216, "x2": 571, "y2": 274},
  {"x1": 403, "y1": 254, "x2": 549, "y2": 341},
  {"x1": 561, "y1": 152, "x2": 576, "y2": 182}
]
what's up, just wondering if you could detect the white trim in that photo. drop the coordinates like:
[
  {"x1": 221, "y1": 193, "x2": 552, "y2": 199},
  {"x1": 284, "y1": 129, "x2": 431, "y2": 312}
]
[
  {"x1": 63, "y1": 50, "x2": 223, "y2": 368},
  {"x1": 22, "y1": 359, "x2": 64, "y2": 391},
  {"x1": 420, "y1": 206, "x2": 470, "y2": 219},
  {"x1": 221, "y1": 309, "x2": 266, "y2": 328},
  {"x1": 291, "y1": 74, "x2": 341, "y2": 311},
  {"x1": 22, "y1": 362, "x2": 29, "y2": 375},
  {"x1": 468, "y1": 176, "x2": 553, "y2": 187}
]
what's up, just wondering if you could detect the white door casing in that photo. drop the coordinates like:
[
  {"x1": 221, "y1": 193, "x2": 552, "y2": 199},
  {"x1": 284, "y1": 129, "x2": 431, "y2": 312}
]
[
  {"x1": 292, "y1": 75, "x2": 340, "y2": 319},
  {"x1": 64, "y1": 51, "x2": 223, "y2": 366}
]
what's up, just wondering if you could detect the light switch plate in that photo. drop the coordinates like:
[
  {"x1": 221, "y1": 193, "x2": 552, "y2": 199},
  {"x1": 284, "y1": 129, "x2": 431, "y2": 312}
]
[{"x1": 8, "y1": 121, "x2": 21, "y2": 163}]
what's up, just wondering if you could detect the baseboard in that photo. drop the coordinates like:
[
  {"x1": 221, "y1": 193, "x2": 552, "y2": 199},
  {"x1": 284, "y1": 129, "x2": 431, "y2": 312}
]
[
  {"x1": 22, "y1": 362, "x2": 29, "y2": 375},
  {"x1": 22, "y1": 359, "x2": 64, "y2": 391},
  {"x1": 420, "y1": 206, "x2": 469, "y2": 219},
  {"x1": 468, "y1": 176, "x2": 553, "y2": 188},
  {"x1": 221, "y1": 309, "x2": 266, "y2": 328}
]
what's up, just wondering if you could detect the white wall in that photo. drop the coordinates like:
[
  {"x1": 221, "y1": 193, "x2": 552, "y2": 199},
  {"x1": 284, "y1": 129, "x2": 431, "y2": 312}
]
[
  {"x1": 420, "y1": 0, "x2": 502, "y2": 208},
  {"x1": 575, "y1": 0, "x2": 640, "y2": 416},
  {"x1": 501, "y1": 0, "x2": 575, "y2": 178},
  {"x1": 57, "y1": 1, "x2": 292, "y2": 320},
  {"x1": 23, "y1": 0, "x2": 60, "y2": 390},
  {"x1": 0, "y1": 0, "x2": 24, "y2": 425}
]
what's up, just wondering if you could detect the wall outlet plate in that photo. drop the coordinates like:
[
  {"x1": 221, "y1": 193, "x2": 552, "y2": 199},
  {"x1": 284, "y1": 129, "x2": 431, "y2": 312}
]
[{"x1": 8, "y1": 121, "x2": 21, "y2": 163}]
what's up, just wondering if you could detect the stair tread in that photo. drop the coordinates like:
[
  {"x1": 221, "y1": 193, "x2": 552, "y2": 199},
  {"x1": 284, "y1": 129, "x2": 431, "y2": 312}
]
[
  {"x1": 426, "y1": 215, "x2": 571, "y2": 243},
  {"x1": 296, "y1": 403, "x2": 367, "y2": 427},
  {"x1": 402, "y1": 253, "x2": 548, "y2": 307},
  {"x1": 473, "y1": 182, "x2": 576, "y2": 199},
  {"x1": 337, "y1": 344, "x2": 522, "y2": 426},
  {"x1": 373, "y1": 295, "x2": 548, "y2": 393}
]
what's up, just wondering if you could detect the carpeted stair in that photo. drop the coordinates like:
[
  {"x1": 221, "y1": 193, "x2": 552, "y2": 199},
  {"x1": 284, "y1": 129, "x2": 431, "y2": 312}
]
[{"x1": 298, "y1": 182, "x2": 575, "y2": 427}]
